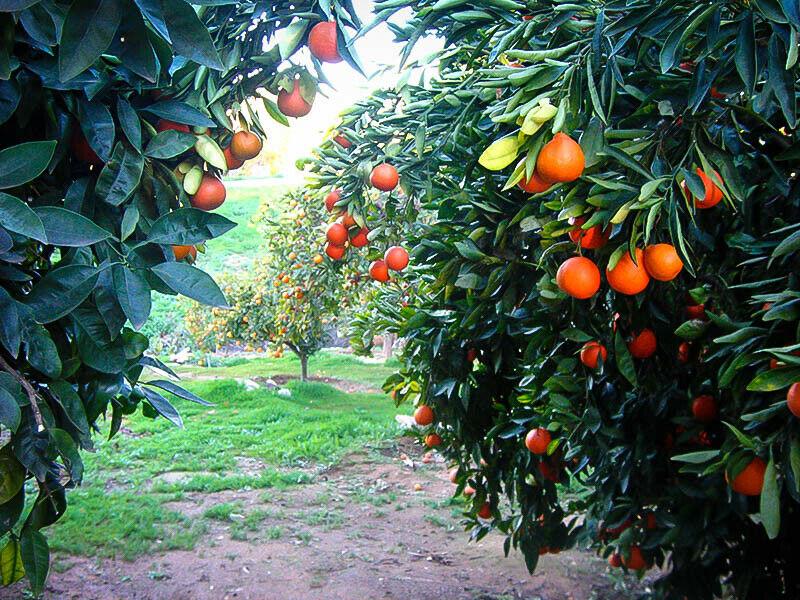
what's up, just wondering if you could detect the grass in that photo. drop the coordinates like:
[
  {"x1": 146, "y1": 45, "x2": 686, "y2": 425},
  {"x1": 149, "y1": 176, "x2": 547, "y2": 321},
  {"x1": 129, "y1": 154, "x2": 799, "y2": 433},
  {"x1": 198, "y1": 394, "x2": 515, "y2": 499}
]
[{"x1": 48, "y1": 359, "x2": 402, "y2": 560}]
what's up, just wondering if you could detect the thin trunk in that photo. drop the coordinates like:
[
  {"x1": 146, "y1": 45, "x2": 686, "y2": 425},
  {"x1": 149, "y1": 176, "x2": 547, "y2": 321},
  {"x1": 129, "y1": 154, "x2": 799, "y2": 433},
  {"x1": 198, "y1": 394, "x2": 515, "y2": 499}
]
[
  {"x1": 383, "y1": 333, "x2": 395, "y2": 360},
  {"x1": 300, "y1": 353, "x2": 308, "y2": 382}
]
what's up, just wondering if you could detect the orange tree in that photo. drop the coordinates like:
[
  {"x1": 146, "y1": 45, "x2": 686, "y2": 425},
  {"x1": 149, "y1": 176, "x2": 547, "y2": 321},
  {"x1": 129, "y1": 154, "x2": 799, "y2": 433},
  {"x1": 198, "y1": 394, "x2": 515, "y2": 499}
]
[
  {"x1": 307, "y1": 1, "x2": 800, "y2": 597},
  {"x1": 0, "y1": 2, "x2": 361, "y2": 593},
  {"x1": 184, "y1": 188, "x2": 368, "y2": 380}
]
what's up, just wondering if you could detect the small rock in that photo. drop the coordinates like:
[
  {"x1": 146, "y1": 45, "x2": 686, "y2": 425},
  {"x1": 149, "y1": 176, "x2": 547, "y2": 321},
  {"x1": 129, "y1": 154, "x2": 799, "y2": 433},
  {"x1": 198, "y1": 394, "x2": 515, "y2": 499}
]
[{"x1": 277, "y1": 388, "x2": 292, "y2": 397}]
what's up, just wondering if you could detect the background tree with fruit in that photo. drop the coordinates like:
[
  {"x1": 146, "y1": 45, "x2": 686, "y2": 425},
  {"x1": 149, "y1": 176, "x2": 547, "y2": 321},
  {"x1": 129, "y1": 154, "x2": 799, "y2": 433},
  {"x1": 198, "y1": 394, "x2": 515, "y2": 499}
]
[
  {"x1": 306, "y1": 0, "x2": 800, "y2": 597},
  {"x1": 0, "y1": 1, "x2": 361, "y2": 594}
]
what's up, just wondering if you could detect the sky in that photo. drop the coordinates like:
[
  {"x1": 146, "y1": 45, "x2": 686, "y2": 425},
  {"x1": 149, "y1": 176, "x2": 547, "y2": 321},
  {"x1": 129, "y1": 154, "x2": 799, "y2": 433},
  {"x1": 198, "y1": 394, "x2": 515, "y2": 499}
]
[{"x1": 250, "y1": 0, "x2": 442, "y2": 181}]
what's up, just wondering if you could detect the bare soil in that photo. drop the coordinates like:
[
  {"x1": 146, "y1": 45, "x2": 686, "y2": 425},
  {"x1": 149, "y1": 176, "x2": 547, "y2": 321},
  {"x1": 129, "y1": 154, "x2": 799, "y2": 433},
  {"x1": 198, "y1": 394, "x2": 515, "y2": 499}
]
[{"x1": 10, "y1": 441, "x2": 650, "y2": 600}]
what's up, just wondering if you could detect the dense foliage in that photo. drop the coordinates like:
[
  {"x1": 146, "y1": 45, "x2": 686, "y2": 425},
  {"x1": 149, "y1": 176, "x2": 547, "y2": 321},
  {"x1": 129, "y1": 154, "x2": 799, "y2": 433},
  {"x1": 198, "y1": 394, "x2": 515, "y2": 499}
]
[
  {"x1": 309, "y1": 1, "x2": 800, "y2": 597},
  {"x1": 0, "y1": 1, "x2": 360, "y2": 593}
]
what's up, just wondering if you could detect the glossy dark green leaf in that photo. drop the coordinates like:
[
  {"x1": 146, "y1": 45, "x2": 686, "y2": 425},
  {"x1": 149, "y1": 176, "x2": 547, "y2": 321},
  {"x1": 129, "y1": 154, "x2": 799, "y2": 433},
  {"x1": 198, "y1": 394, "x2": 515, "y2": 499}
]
[
  {"x1": 116, "y1": 97, "x2": 142, "y2": 151},
  {"x1": 77, "y1": 99, "x2": 115, "y2": 162},
  {"x1": 759, "y1": 457, "x2": 780, "y2": 539},
  {"x1": 735, "y1": 12, "x2": 756, "y2": 94},
  {"x1": 140, "y1": 385, "x2": 182, "y2": 427},
  {"x1": 145, "y1": 208, "x2": 235, "y2": 245},
  {"x1": 0, "y1": 141, "x2": 56, "y2": 189},
  {"x1": 0, "y1": 286, "x2": 21, "y2": 357},
  {"x1": 143, "y1": 379, "x2": 212, "y2": 406},
  {"x1": 95, "y1": 142, "x2": 144, "y2": 206},
  {"x1": 112, "y1": 265, "x2": 151, "y2": 330},
  {"x1": 58, "y1": 0, "x2": 122, "y2": 81},
  {"x1": 34, "y1": 206, "x2": 112, "y2": 246},
  {"x1": 47, "y1": 380, "x2": 89, "y2": 436},
  {"x1": 24, "y1": 323, "x2": 61, "y2": 379},
  {"x1": 161, "y1": 0, "x2": 223, "y2": 70},
  {"x1": 747, "y1": 367, "x2": 800, "y2": 392},
  {"x1": 19, "y1": 526, "x2": 49, "y2": 596},
  {"x1": 0, "y1": 192, "x2": 46, "y2": 241},
  {"x1": 151, "y1": 262, "x2": 228, "y2": 307},
  {"x1": 144, "y1": 130, "x2": 197, "y2": 159},
  {"x1": 0, "y1": 385, "x2": 20, "y2": 432},
  {"x1": 142, "y1": 100, "x2": 214, "y2": 127},
  {"x1": 25, "y1": 264, "x2": 100, "y2": 323},
  {"x1": 0, "y1": 0, "x2": 42, "y2": 11}
]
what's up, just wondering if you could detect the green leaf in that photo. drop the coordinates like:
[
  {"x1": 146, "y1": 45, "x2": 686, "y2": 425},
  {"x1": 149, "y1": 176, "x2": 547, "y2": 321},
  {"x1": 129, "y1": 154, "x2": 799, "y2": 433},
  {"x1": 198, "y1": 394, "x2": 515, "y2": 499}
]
[
  {"x1": 151, "y1": 262, "x2": 229, "y2": 307},
  {"x1": 0, "y1": 287, "x2": 20, "y2": 357},
  {"x1": 145, "y1": 208, "x2": 236, "y2": 246},
  {"x1": 0, "y1": 385, "x2": 21, "y2": 432},
  {"x1": 0, "y1": 444, "x2": 24, "y2": 504},
  {"x1": 161, "y1": 0, "x2": 223, "y2": 70},
  {"x1": 19, "y1": 527, "x2": 49, "y2": 597},
  {"x1": 112, "y1": 265, "x2": 151, "y2": 330},
  {"x1": 25, "y1": 264, "x2": 100, "y2": 323},
  {"x1": 0, "y1": 192, "x2": 46, "y2": 241},
  {"x1": 747, "y1": 367, "x2": 800, "y2": 392},
  {"x1": 34, "y1": 206, "x2": 112, "y2": 246},
  {"x1": 478, "y1": 136, "x2": 519, "y2": 171},
  {"x1": 50, "y1": 428, "x2": 84, "y2": 482},
  {"x1": 59, "y1": 0, "x2": 122, "y2": 81},
  {"x1": 735, "y1": 11, "x2": 756, "y2": 94},
  {"x1": 25, "y1": 323, "x2": 61, "y2": 379},
  {"x1": 145, "y1": 130, "x2": 196, "y2": 159},
  {"x1": 759, "y1": 457, "x2": 780, "y2": 539},
  {"x1": 142, "y1": 100, "x2": 215, "y2": 128},
  {"x1": 95, "y1": 142, "x2": 144, "y2": 206},
  {"x1": 0, "y1": 537, "x2": 24, "y2": 586},
  {"x1": 77, "y1": 99, "x2": 116, "y2": 162},
  {"x1": 116, "y1": 98, "x2": 142, "y2": 151},
  {"x1": 140, "y1": 386, "x2": 183, "y2": 427},
  {"x1": 790, "y1": 438, "x2": 800, "y2": 494},
  {"x1": 0, "y1": 141, "x2": 56, "y2": 190},
  {"x1": 143, "y1": 380, "x2": 213, "y2": 406},
  {"x1": 614, "y1": 332, "x2": 637, "y2": 387},
  {"x1": 671, "y1": 450, "x2": 720, "y2": 464},
  {"x1": 674, "y1": 319, "x2": 709, "y2": 340},
  {"x1": 772, "y1": 229, "x2": 800, "y2": 258},
  {"x1": 48, "y1": 381, "x2": 90, "y2": 437}
]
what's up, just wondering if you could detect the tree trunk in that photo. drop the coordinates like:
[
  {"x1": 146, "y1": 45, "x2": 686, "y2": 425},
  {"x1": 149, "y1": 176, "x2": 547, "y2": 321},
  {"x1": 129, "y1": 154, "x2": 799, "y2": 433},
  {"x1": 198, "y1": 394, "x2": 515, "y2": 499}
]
[
  {"x1": 383, "y1": 333, "x2": 395, "y2": 360},
  {"x1": 300, "y1": 353, "x2": 308, "y2": 382}
]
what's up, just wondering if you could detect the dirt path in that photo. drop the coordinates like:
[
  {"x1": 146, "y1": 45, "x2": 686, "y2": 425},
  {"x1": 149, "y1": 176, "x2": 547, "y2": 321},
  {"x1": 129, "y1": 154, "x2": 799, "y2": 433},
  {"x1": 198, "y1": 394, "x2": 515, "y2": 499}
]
[{"x1": 11, "y1": 442, "x2": 649, "y2": 600}]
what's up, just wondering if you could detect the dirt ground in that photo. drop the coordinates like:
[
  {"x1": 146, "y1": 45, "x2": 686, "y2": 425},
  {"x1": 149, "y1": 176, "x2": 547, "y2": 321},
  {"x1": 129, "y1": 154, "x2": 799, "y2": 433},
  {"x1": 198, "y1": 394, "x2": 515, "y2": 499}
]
[{"x1": 8, "y1": 441, "x2": 650, "y2": 600}]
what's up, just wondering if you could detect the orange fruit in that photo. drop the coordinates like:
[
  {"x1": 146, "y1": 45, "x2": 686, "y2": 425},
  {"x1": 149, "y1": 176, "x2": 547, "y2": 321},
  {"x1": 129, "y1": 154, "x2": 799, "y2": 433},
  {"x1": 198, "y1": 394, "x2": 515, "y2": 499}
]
[
  {"x1": 580, "y1": 341, "x2": 607, "y2": 369},
  {"x1": 535, "y1": 133, "x2": 585, "y2": 183},
  {"x1": 326, "y1": 222, "x2": 348, "y2": 246},
  {"x1": 333, "y1": 133, "x2": 352, "y2": 148},
  {"x1": 466, "y1": 347, "x2": 478, "y2": 363},
  {"x1": 692, "y1": 395, "x2": 717, "y2": 423},
  {"x1": 278, "y1": 80, "x2": 312, "y2": 117},
  {"x1": 230, "y1": 131, "x2": 262, "y2": 160},
  {"x1": 308, "y1": 21, "x2": 342, "y2": 63},
  {"x1": 313, "y1": 254, "x2": 323, "y2": 265},
  {"x1": 622, "y1": 546, "x2": 649, "y2": 571},
  {"x1": 350, "y1": 227, "x2": 369, "y2": 248},
  {"x1": 525, "y1": 428, "x2": 551, "y2": 455},
  {"x1": 556, "y1": 256, "x2": 601, "y2": 299},
  {"x1": 628, "y1": 329, "x2": 657, "y2": 359},
  {"x1": 682, "y1": 168, "x2": 723, "y2": 209},
  {"x1": 686, "y1": 304, "x2": 706, "y2": 320},
  {"x1": 156, "y1": 119, "x2": 190, "y2": 133},
  {"x1": 325, "y1": 189, "x2": 341, "y2": 212},
  {"x1": 608, "y1": 553, "x2": 622, "y2": 568},
  {"x1": 369, "y1": 259, "x2": 390, "y2": 282},
  {"x1": 370, "y1": 163, "x2": 399, "y2": 191},
  {"x1": 223, "y1": 146, "x2": 245, "y2": 170},
  {"x1": 384, "y1": 246, "x2": 409, "y2": 271},
  {"x1": 70, "y1": 130, "x2": 103, "y2": 166},
  {"x1": 643, "y1": 244, "x2": 683, "y2": 281},
  {"x1": 728, "y1": 457, "x2": 766, "y2": 496},
  {"x1": 424, "y1": 433, "x2": 442, "y2": 448},
  {"x1": 568, "y1": 216, "x2": 610, "y2": 250},
  {"x1": 448, "y1": 468, "x2": 459, "y2": 484},
  {"x1": 518, "y1": 170, "x2": 551, "y2": 193},
  {"x1": 787, "y1": 383, "x2": 800, "y2": 418},
  {"x1": 414, "y1": 405, "x2": 434, "y2": 426},
  {"x1": 463, "y1": 485, "x2": 476, "y2": 496},
  {"x1": 172, "y1": 245, "x2": 196, "y2": 261},
  {"x1": 606, "y1": 249, "x2": 650, "y2": 295},
  {"x1": 477, "y1": 503, "x2": 492, "y2": 520},
  {"x1": 191, "y1": 175, "x2": 226, "y2": 211},
  {"x1": 325, "y1": 243, "x2": 345, "y2": 260},
  {"x1": 677, "y1": 342, "x2": 691, "y2": 363}
]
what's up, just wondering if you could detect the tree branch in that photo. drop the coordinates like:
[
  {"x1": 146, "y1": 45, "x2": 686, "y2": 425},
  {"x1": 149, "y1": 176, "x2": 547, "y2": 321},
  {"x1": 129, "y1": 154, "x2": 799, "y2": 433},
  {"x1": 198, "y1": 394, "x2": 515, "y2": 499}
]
[{"x1": 0, "y1": 353, "x2": 45, "y2": 431}]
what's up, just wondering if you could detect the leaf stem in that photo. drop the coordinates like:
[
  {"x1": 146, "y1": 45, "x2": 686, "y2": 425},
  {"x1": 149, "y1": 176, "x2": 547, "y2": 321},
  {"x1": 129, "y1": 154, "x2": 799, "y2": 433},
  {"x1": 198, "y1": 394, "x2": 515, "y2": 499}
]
[{"x1": 0, "y1": 353, "x2": 45, "y2": 432}]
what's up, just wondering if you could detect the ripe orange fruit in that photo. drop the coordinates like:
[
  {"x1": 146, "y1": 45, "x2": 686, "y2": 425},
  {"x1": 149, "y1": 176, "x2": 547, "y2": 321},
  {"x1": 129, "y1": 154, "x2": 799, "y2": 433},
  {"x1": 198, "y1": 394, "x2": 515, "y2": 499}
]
[
  {"x1": 191, "y1": 175, "x2": 226, "y2": 211},
  {"x1": 568, "y1": 216, "x2": 610, "y2": 250},
  {"x1": 313, "y1": 254, "x2": 323, "y2": 265},
  {"x1": 677, "y1": 341, "x2": 691, "y2": 363},
  {"x1": 326, "y1": 222, "x2": 348, "y2": 246},
  {"x1": 424, "y1": 433, "x2": 442, "y2": 448},
  {"x1": 580, "y1": 341, "x2": 607, "y2": 369},
  {"x1": 622, "y1": 546, "x2": 649, "y2": 571},
  {"x1": 308, "y1": 21, "x2": 342, "y2": 63},
  {"x1": 525, "y1": 428, "x2": 551, "y2": 455},
  {"x1": 325, "y1": 189, "x2": 341, "y2": 212},
  {"x1": 340, "y1": 213, "x2": 357, "y2": 228},
  {"x1": 682, "y1": 168, "x2": 723, "y2": 209},
  {"x1": 466, "y1": 347, "x2": 478, "y2": 363},
  {"x1": 350, "y1": 227, "x2": 369, "y2": 248},
  {"x1": 518, "y1": 170, "x2": 551, "y2": 193},
  {"x1": 223, "y1": 146, "x2": 245, "y2": 170},
  {"x1": 608, "y1": 553, "x2": 622, "y2": 568},
  {"x1": 172, "y1": 245, "x2": 196, "y2": 261},
  {"x1": 369, "y1": 259, "x2": 390, "y2": 282},
  {"x1": 278, "y1": 80, "x2": 312, "y2": 117},
  {"x1": 628, "y1": 329, "x2": 657, "y2": 359},
  {"x1": 535, "y1": 132, "x2": 585, "y2": 183},
  {"x1": 606, "y1": 249, "x2": 650, "y2": 295},
  {"x1": 325, "y1": 243, "x2": 345, "y2": 260},
  {"x1": 156, "y1": 119, "x2": 190, "y2": 133},
  {"x1": 230, "y1": 131, "x2": 262, "y2": 160},
  {"x1": 643, "y1": 244, "x2": 683, "y2": 281},
  {"x1": 71, "y1": 130, "x2": 103, "y2": 165},
  {"x1": 463, "y1": 485, "x2": 475, "y2": 496},
  {"x1": 414, "y1": 405, "x2": 434, "y2": 426},
  {"x1": 686, "y1": 304, "x2": 706, "y2": 320},
  {"x1": 477, "y1": 503, "x2": 492, "y2": 519},
  {"x1": 556, "y1": 256, "x2": 600, "y2": 299},
  {"x1": 448, "y1": 467, "x2": 459, "y2": 484},
  {"x1": 728, "y1": 457, "x2": 766, "y2": 496},
  {"x1": 333, "y1": 133, "x2": 352, "y2": 148},
  {"x1": 787, "y1": 383, "x2": 800, "y2": 418},
  {"x1": 370, "y1": 163, "x2": 399, "y2": 191},
  {"x1": 692, "y1": 395, "x2": 718, "y2": 422},
  {"x1": 384, "y1": 246, "x2": 409, "y2": 271}
]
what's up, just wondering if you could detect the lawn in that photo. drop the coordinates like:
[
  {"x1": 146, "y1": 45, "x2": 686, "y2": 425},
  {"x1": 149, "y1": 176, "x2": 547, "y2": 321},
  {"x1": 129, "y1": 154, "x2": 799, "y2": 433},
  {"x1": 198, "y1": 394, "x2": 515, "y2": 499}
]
[{"x1": 47, "y1": 355, "x2": 403, "y2": 560}]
